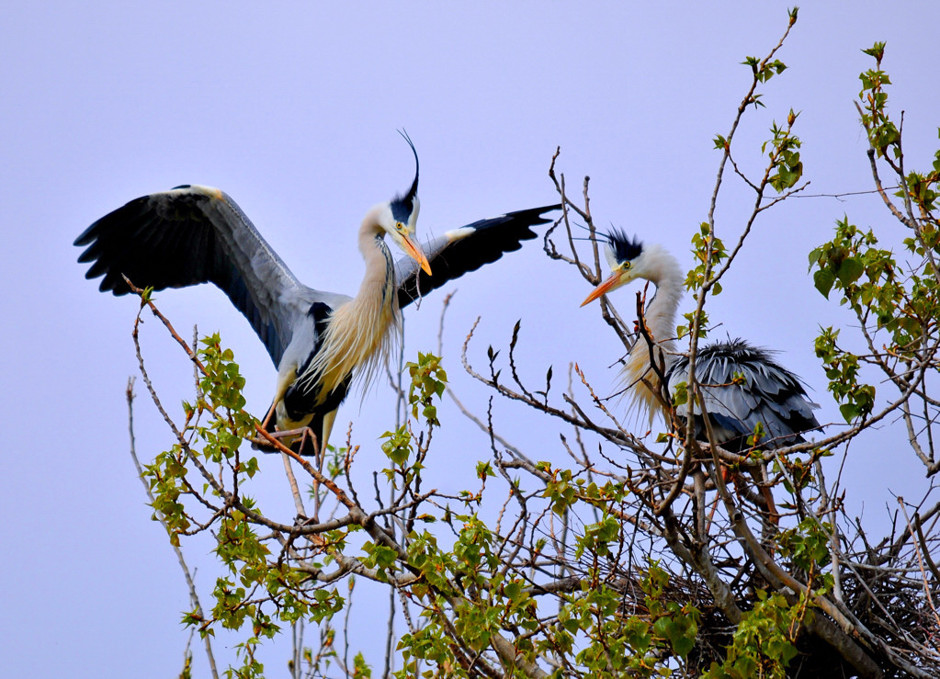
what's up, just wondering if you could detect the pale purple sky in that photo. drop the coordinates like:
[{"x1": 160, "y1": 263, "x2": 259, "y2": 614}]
[{"x1": 3, "y1": 3, "x2": 938, "y2": 676}]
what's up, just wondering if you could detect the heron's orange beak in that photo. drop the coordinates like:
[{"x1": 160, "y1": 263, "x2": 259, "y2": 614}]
[
  {"x1": 402, "y1": 234, "x2": 432, "y2": 276},
  {"x1": 581, "y1": 273, "x2": 623, "y2": 307}
]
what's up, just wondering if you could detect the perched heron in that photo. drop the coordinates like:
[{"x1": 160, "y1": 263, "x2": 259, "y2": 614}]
[
  {"x1": 581, "y1": 230, "x2": 820, "y2": 451},
  {"x1": 75, "y1": 136, "x2": 558, "y2": 455}
]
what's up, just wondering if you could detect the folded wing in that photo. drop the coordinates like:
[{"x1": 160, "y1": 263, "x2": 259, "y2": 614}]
[{"x1": 668, "y1": 339, "x2": 820, "y2": 450}]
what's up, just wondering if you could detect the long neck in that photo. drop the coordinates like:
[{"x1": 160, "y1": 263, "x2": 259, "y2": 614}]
[
  {"x1": 304, "y1": 209, "x2": 401, "y2": 400},
  {"x1": 353, "y1": 208, "x2": 398, "y2": 312},
  {"x1": 642, "y1": 245, "x2": 684, "y2": 351},
  {"x1": 624, "y1": 245, "x2": 684, "y2": 421}
]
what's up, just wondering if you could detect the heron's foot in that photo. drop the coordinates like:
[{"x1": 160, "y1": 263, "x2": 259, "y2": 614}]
[
  {"x1": 249, "y1": 434, "x2": 279, "y2": 452},
  {"x1": 250, "y1": 427, "x2": 321, "y2": 459}
]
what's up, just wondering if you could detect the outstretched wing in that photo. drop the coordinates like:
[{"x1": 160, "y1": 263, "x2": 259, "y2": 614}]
[
  {"x1": 668, "y1": 339, "x2": 820, "y2": 450},
  {"x1": 75, "y1": 185, "x2": 305, "y2": 364},
  {"x1": 396, "y1": 204, "x2": 559, "y2": 309}
]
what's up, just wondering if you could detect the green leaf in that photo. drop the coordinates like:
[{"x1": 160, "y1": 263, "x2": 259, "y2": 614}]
[
  {"x1": 836, "y1": 256, "x2": 864, "y2": 285},
  {"x1": 672, "y1": 381, "x2": 689, "y2": 407},
  {"x1": 813, "y1": 269, "x2": 835, "y2": 298},
  {"x1": 862, "y1": 41, "x2": 886, "y2": 61},
  {"x1": 839, "y1": 403, "x2": 860, "y2": 423}
]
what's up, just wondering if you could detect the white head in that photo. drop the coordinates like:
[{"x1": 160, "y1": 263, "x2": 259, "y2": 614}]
[
  {"x1": 581, "y1": 231, "x2": 674, "y2": 306},
  {"x1": 373, "y1": 131, "x2": 431, "y2": 275}
]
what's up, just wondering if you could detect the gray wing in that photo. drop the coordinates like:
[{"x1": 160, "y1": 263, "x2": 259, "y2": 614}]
[
  {"x1": 75, "y1": 184, "x2": 307, "y2": 365},
  {"x1": 396, "y1": 204, "x2": 559, "y2": 309},
  {"x1": 668, "y1": 339, "x2": 820, "y2": 450}
]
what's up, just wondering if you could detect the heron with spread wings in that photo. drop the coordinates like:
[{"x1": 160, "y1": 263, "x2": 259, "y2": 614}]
[
  {"x1": 581, "y1": 229, "x2": 820, "y2": 452},
  {"x1": 76, "y1": 135, "x2": 557, "y2": 455}
]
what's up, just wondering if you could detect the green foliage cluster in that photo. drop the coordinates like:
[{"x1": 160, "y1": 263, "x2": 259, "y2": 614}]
[
  {"x1": 686, "y1": 222, "x2": 727, "y2": 299},
  {"x1": 764, "y1": 111, "x2": 802, "y2": 193},
  {"x1": 810, "y1": 43, "x2": 940, "y2": 424},
  {"x1": 397, "y1": 518, "x2": 541, "y2": 675},
  {"x1": 812, "y1": 323, "x2": 876, "y2": 423},
  {"x1": 679, "y1": 223, "x2": 725, "y2": 338},
  {"x1": 394, "y1": 496, "x2": 704, "y2": 678},
  {"x1": 407, "y1": 352, "x2": 448, "y2": 426},
  {"x1": 704, "y1": 590, "x2": 800, "y2": 679},
  {"x1": 703, "y1": 517, "x2": 838, "y2": 679},
  {"x1": 552, "y1": 562, "x2": 700, "y2": 678},
  {"x1": 858, "y1": 43, "x2": 899, "y2": 159},
  {"x1": 146, "y1": 336, "x2": 348, "y2": 677}
]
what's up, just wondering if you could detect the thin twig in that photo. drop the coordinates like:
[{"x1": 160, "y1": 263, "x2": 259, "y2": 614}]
[{"x1": 126, "y1": 379, "x2": 219, "y2": 679}]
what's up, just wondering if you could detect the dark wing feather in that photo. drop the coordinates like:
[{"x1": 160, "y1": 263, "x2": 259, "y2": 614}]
[
  {"x1": 668, "y1": 338, "x2": 820, "y2": 451},
  {"x1": 396, "y1": 204, "x2": 559, "y2": 309},
  {"x1": 75, "y1": 185, "x2": 304, "y2": 364}
]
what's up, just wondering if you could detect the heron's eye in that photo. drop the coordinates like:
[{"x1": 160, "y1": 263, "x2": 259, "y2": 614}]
[{"x1": 622, "y1": 261, "x2": 632, "y2": 271}]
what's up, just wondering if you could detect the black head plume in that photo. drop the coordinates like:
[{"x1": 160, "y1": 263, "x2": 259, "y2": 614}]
[
  {"x1": 390, "y1": 129, "x2": 419, "y2": 223},
  {"x1": 603, "y1": 228, "x2": 643, "y2": 264}
]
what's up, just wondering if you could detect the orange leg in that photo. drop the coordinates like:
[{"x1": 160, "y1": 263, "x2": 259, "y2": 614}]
[
  {"x1": 260, "y1": 402, "x2": 278, "y2": 431},
  {"x1": 705, "y1": 465, "x2": 732, "y2": 531}
]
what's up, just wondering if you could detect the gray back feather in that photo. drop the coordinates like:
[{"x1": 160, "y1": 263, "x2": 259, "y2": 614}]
[{"x1": 667, "y1": 338, "x2": 820, "y2": 450}]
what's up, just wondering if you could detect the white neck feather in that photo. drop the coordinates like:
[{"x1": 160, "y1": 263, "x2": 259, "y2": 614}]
[
  {"x1": 301, "y1": 207, "x2": 401, "y2": 401},
  {"x1": 622, "y1": 244, "x2": 684, "y2": 421}
]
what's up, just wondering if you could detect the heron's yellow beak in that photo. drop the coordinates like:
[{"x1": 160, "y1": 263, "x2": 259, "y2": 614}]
[
  {"x1": 402, "y1": 233, "x2": 432, "y2": 276},
  {"x1": 581, "y1": 272, "x2": 625, "y2": 307}
]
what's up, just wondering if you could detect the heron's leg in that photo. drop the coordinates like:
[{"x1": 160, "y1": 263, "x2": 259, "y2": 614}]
[
  {"x1": 747, "y1": 466, "x2": 780, "y2": 550},
  {"x1": 295, "y1": 427, "x2": 321, "y2": 460},
  {"x1": 320, "y1": 410, "x2": 338, "y2": 459},
  {"x1": 704, "y1": 464, "x2": 780, "y2": 550},
  {"x1": 248, "y1": 402, "x2": 281, "y2": 451},
  {"x1": 260, "y1": 402, "x2": 278, "y2": 431},
  {"x1": 704, "y1": 464, "x2": 741, "y2": 532},
  {"x1": 704, "y1": 464, "x2": 729, "y2": 531}
]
